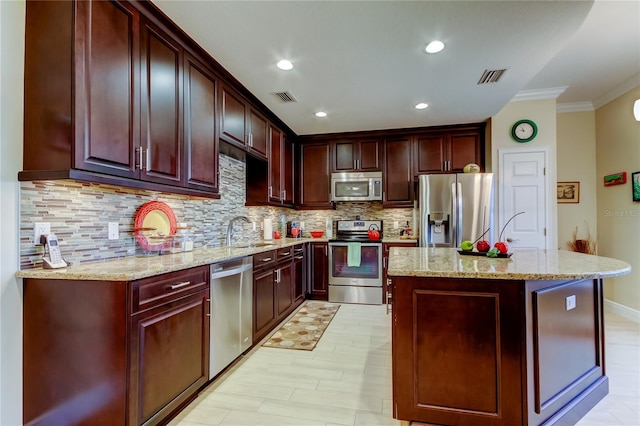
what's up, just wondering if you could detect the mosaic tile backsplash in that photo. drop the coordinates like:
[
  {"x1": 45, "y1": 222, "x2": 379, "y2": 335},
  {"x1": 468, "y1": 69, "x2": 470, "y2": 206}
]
[{"x1": 20, "y1": 154, "x2": 415, "y2": 269}]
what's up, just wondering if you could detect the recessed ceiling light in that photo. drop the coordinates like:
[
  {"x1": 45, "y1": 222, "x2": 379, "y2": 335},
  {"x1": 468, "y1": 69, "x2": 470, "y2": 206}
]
[
  {"x1": 425, "y1": 40, "x2": 445, "y2": 54},
  {"x1": 415, "y1": 103, "x2": 429, "y2": 110},
  {"x1": 315, "y1": 111, "x2": 327, "y2": 118},
  {"x1": 276, "y1": 59, "x2": 293, "y2": 71}
]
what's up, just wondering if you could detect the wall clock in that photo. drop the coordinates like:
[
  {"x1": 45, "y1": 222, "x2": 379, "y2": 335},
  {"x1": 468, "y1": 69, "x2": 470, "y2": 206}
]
[{"x1": 511, "y1": 119, "x2": 538, "y2": 143}]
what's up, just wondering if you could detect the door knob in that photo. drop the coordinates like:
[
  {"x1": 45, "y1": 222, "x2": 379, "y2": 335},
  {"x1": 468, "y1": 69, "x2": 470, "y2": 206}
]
[{"x1": 506, "y1": 237, "x2": 520, "y2": 243}]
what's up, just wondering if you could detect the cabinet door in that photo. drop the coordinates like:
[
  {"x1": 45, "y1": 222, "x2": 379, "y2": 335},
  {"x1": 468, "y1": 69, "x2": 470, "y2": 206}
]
[
  {"x1": 253, "y1": 269, "x2": 277, "y2": 344},
  {"x1": 333, "y1": 140, "x2": 357, "y2": 171},
  {"x1": 74, "y1": 0, "x2": 139, "y2": 179},
  {"x1": 359, "y1": 139, "x2": 381, "y2": 171},
  {"x1": 383, "y1": 137, "x2": 414, "y2": 207},
  {"x1": 276, "y1": 263, "x2": 293, "y2": 318},
  {"x1": 269, "y1": 125, "x2": 283, "y2": 203},
  {"x1": 248, "y1": 109, "x2": 268, "y2": 159},
  {"x1": 299, "y1": 142, "x2": 332, "y2": 208},
  {"x1": 310, "y1": 242, "x2": 328, "y2": 300},
  {"x1": 219, "y1": 84, "x2": 247, "y2": 148},
  {"x1": 414, "y1": 134, "x2": 447, "y2": 174},
  {"x1": 183, "y1": 53, "x2": 218, "y2": 193},
  {"x1": 129, "y1": 289, "x2": 209, "y2": 426},
  {"x1": 282, "y1": 136, "x2": 295, "y2": 205},
  {"x1": 449, "y1": 132, "x2": 482, "y2": 172},
  {"x1": 140, "y1": 19, "x2": 183, "y2": 185}
]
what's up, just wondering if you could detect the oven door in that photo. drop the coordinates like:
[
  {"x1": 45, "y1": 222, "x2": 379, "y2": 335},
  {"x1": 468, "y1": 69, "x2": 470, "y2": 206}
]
[{"x1": 328, "y1": 242, "x2": 382, "y2": 287}]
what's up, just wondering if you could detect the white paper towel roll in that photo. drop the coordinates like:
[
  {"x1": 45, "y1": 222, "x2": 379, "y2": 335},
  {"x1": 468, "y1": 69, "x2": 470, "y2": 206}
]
[{"x1": 263, "y1": 218, "x2": 273, "y2": 240}]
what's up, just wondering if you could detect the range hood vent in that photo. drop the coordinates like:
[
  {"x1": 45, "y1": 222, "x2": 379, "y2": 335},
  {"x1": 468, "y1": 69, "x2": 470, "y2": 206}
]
[
  {"x1": 272, "y1": 91, "x2": 298, "y2": 103},
  {"x1": 477, "y1": 69, "x2": 507, "y2": 84}
]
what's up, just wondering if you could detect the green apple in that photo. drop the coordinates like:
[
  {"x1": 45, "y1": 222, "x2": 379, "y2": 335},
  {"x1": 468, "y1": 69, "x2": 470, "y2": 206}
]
[{"x1": 461, "y1": 240, "x2": 474, "y2": 251}]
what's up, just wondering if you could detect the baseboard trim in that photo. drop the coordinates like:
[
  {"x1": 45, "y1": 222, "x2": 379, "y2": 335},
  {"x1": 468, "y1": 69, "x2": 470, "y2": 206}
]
[{"x1": 604, "y1": 299, "x2": 640, "y2": 323}]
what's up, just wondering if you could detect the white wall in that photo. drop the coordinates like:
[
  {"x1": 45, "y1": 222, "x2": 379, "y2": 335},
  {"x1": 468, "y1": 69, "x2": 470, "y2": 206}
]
[
  {"x1": 0, "y1": 1, "x2": 25, "y2": 424},
  {"x1": 490, "y1": 99, "x2": 559, "y2": 249},
  {"x1": 557, "y1": 111, "x2": 598, "y2": 251}
]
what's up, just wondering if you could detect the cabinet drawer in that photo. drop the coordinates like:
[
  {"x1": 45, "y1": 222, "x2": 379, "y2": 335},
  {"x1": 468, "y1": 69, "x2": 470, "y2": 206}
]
[
  {"x1": 293, "y1": 244, "x2": 305, "y2": 260},
  {"x1": 253, "y1": 250, "x2": 276, "y2": 269},
  {"x1": 131, "y1": 265, "x2": 209, "y2": 313},
  {"x1": 277, "y1": 246, "x2": 294, "y2": 262}
]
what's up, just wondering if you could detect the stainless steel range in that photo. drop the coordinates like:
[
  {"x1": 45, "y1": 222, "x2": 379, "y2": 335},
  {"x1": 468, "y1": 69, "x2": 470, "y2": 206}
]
[{"x1": 328, "y1": 219, "x2": 383, "y2": 305}]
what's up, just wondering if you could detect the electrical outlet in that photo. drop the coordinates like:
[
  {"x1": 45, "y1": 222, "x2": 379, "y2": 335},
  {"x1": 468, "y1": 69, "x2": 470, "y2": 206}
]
[
  {"x1": 393, "y1": 221, "x2": 399, "y2": 229},
  {"x1": 566, "y1": 295, "x2": 576, "y2": 311},
  {"x1": 108, "y1": 222, "x2": 119, "y2": 240},
  {"x1": 300, "y1": 221, "x2": 305, "y2": 230},
  {"x1": 33, "y1": 222, "x2": 51, "y2": 244}
]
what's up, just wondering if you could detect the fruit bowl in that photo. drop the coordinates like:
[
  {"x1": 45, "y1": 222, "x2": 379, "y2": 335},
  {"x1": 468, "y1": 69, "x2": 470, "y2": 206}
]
[{"x1": 309, "y1": 230, "x2": 324, "y2": 238}]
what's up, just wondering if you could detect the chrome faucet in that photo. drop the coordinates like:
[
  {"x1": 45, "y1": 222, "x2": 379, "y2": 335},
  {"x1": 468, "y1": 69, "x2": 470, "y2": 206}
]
[{"x1": 226, "y1": 216, "x2": 254, "y2": 246}]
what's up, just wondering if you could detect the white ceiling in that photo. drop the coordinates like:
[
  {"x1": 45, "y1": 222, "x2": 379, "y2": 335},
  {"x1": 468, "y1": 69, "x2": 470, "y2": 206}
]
[{"x1": 154, "y1": 0, "x2": 640, "y2": 136}]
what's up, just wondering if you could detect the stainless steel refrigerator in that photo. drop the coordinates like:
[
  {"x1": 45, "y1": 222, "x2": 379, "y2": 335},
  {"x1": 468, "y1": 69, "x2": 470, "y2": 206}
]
[{"x1": 418, "y1": 173, "x2": 494, "y2": 247}]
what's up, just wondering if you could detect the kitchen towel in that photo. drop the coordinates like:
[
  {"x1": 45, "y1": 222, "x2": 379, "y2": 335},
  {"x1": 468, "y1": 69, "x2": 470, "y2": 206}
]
[
  {"x1": 347, "y1": 242, "x2": 361, "y2": 267},
  {"x1": 263, "y1": 218, "x2": 272, "y2": 240}
]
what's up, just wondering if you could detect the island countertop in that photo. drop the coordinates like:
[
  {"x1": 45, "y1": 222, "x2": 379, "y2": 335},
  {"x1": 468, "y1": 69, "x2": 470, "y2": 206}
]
[{"x1": 387, "y1": 247, "x2": 631, "y2": 280}]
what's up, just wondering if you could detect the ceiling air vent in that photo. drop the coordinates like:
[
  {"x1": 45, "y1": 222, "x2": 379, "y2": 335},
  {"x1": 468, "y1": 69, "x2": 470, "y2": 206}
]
[
  {"x1": 272, "y1": 91, "x2": 298, "y2": 103},
  {"x1": 477, "y1": 69, "x2": 507, "y2": 85}
]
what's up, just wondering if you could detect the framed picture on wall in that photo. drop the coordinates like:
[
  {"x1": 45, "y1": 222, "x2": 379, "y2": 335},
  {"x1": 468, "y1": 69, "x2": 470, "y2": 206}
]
[
  {"x1": 633, "y1": 171, "x2": 640, "y2": 202},
  {"x1": 557, "y1": 181, "x2": 580, "y2": 203}
]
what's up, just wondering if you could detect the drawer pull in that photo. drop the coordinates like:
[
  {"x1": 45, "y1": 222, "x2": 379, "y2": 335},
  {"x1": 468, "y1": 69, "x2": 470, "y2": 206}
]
[
  {"x1": 294, "y1": 255, "x2": 304, "y2": 260},
  {"x1": 261, "y1": 257, "x2": 273, "y2": 262},
  {"x1": 280, "y1": 251, "x2": 291, "y2": 256},
  {"x1": 170, "y1": 281, "x2": 192, "y2": 290}
]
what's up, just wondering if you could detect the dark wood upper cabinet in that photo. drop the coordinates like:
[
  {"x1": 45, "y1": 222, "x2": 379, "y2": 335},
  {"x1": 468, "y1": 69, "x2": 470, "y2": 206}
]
[
  {"x1": 21, "y1": 0, "x2": 223, "y2": 198},
  {"x1": 298, "y1": 142, "x2": 333, "y2": 209},
  {"x1": 283, "y1": 137, "x2": 295, "y2": 205},
  {"x1": 269, "y1": 125, "x2": 283, "y2": 203},
  {"x1": 414, "y1": 127, "x2": 483, "y2": 174},
  {"x1": 219, "y1": 84, "x2": 269, "y2": 161},
  {"x1": 332, "y1": 138, "x2": 381, "y2": 172},
  {"x1": 383, "y1": 137, "x2": 414, "y2": 208},
  {"x1": 139, "y1": 18, "x2": 183, "y2": 186},
  {"x1": 183, "y1": 53, "x2": 219, "y2": 193}
]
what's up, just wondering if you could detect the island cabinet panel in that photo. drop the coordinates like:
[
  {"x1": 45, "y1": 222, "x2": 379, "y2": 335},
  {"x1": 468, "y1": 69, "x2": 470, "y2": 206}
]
[
  {"x1": 391, "y1": 275, "x2": 609, "y2": 426},
  {"x1": 525, "y1": 279, "x2": 607, "y2": 426},
  {"x1": 392, "y1": 277, "x2": 523, "y2": 426}
]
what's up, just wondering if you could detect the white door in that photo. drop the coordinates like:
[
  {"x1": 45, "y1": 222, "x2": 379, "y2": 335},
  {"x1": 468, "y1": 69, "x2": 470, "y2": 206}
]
[{"x1": 499, "y1": 150, "x2": 548, "y2": 249}]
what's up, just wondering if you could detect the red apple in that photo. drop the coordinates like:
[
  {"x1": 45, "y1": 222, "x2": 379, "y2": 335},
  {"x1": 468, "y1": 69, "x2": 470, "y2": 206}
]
[
  {"x1": 494, "y1": 242, "x2": 508, "y2": 254},
  {"x1": 476, "y1": 240, "x2": 490, "y2": 252}
]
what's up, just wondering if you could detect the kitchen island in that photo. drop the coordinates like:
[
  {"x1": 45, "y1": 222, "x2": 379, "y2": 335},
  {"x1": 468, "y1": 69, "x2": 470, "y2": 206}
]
[{"x1": 386, "y1": 247, "x2": 630, "y2": 426}]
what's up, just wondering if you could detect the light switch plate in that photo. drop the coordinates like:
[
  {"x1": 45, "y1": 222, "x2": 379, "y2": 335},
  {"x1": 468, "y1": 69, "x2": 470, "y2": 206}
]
[
  {"x1": 393, "y1": 221, "x2": 399, "y2": 229},
  {"x1": 566, "y1": 295, "x2": 576, "y2": 311},
  {"x1": 33, "y1": 222, "x2": 50, "y2": 244}
]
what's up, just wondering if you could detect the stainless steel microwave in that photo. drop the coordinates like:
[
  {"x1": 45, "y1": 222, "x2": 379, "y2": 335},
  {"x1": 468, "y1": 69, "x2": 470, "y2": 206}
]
[{"x1": 331, "y1": 172, "x2": 383, "y2": 202}]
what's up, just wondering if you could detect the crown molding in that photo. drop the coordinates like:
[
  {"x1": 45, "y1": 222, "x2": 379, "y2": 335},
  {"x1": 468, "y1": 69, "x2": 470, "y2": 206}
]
[
  {"x1": 556, "y1": 102, "x2": 594, "y2": 113},
  {"x1": 511, "y1": 87, "x2": 568, "y2": 102},
  {"x1": 593, "y1": 73, "x2": 640, "y2": 109}
]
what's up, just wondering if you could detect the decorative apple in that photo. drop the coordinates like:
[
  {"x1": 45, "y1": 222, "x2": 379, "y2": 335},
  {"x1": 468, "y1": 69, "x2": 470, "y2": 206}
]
[
  {"x1": 494, "y1": 241, "x2": 508, "y2": 254},
  {"x1": 461, "y1": 240, "x2": 474, "y2": 251},
  {"x1": 476, "y1": 240, "x2": 490, "y2": 252}
]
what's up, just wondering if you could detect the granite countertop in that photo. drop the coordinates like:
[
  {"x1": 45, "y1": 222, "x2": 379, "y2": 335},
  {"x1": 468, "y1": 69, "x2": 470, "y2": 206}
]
[
  {"x1": 387, "y1": 247, "x2": 631, "y2": 280},
  {"x1": 16, "y1": 238, "x2": 322, "y2": 281}
]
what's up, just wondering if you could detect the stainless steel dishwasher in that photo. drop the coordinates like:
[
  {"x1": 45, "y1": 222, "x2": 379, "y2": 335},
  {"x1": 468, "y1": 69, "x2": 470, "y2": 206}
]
[{"x1": 209, "y1": 257, "x2": 253, "y2": 379}]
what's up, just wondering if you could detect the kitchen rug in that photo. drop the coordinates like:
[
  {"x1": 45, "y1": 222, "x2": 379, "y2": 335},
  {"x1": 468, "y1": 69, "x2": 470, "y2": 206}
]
[{"x1": 262, "y1": 301, "x2": 340, "y2": 351}]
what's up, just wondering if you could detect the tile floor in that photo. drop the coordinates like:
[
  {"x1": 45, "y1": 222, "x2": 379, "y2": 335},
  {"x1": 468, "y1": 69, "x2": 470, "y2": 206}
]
[{"x1": 169, "y1": 303, "x2": 639, "y2": 426}]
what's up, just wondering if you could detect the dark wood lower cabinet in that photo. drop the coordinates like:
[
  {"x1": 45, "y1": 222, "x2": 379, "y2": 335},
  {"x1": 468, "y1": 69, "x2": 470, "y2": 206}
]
[
  {"x1": 23, "y1": 265, "x2": 210, "y2": 426},
  {"x1": 309, "y1": 242, "x2": 328, "y2": 300},
  {"x1": 391, "y1": 276, "x2": 607, "y2": 426},
  {"x1": 253, "y1": 267, "x2": 278, "y2": 344}
]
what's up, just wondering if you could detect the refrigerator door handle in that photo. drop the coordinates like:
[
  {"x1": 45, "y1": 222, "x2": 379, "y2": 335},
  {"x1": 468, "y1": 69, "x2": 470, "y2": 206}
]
[{"x1": 455, "y1": 182, "x2": 463, "y2": 247}]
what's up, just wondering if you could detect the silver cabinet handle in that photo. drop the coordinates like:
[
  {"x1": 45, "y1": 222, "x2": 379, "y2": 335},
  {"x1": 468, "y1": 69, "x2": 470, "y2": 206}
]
[
  {"x1": 136, "y1": 147, "x2": 143, "y2": 170},
  {"x1": 269, "y1": 186, "x2": 273, "y2": 197},
  {"x1": 170, "y1": 281, "x2": 191, "y2": 290},
  {"x1": 145, "y1": 149, "x2": 150, "y2": 172},
  {"x1": 261, "y1": 257, "x2": 273, "y2": 262},
  {"x1": 281, "y1": 251, "x2": 291, "y2": 256},
  {"x1": 282, "y1": 190, "x2": 286, "y2": 200},
  {"x1": 294, "y1": 255, "x2": 304, "y2": 260}
]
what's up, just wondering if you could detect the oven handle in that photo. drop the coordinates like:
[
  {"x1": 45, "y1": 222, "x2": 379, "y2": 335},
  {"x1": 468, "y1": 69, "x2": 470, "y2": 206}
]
[{"x1": 328, "y1": 242, "x2": 382, "y2": 247}]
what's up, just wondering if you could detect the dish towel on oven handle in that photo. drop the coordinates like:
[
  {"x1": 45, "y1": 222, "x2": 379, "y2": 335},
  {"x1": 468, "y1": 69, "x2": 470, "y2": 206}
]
[{"x1": 347, "y1": 242, "x2": 361, "y2": 267}]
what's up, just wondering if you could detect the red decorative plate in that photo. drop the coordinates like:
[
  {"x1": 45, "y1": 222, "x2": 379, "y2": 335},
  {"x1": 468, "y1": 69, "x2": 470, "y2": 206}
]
[{"x1": 134, "y1": 201, "x2": 177, "y2": 252}]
